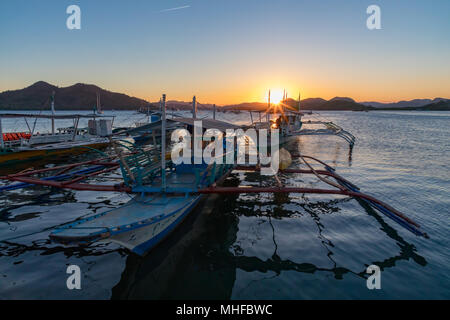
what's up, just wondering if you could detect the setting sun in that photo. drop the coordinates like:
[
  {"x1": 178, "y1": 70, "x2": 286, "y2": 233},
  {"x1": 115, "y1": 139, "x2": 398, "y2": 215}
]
[{"x1": 266, "y1": 89, "x2": 284, "y2": 104}]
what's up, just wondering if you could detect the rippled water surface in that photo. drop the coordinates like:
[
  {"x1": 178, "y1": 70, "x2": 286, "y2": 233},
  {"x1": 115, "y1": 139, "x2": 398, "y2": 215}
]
[{"x1": 0, "y1": 110, "x2": 449, "y2": 299}]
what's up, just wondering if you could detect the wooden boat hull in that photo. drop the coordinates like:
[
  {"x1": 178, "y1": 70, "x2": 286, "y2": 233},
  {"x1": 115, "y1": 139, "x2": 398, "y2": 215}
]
[
  {"x1": 50, "y1": 193, "x2": 203, "y2": 256},
  {"x1": 108, "y1": 195, "x2": 203, "y2": 255},
  {"x1": 50, "y1": 164, "x2": 235, "y2": 255},
  {"x1": 0, "y1": 142, "x2": 109, "y2": 167}
]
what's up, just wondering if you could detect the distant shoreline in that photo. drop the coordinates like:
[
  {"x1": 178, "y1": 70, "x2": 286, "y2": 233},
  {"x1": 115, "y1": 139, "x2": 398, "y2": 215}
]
[
  {"x1": 1, "y1": 108, "x2": 449, "y2": 112},
  {"x1": 2, "y1": 82, "x2": 449, "y2": 112}
]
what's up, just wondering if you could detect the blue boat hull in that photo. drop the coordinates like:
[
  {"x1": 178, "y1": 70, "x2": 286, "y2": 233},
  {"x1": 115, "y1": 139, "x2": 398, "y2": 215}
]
[
  {"x1": 50, "y1": 193, "x2": 203, "y2": 256},
  {"x1": 50, "y1": 160, "x2": 235, "y2": 255},
  {"x1": 109, "y1": 195, "x2": 203, "y2": 255}
]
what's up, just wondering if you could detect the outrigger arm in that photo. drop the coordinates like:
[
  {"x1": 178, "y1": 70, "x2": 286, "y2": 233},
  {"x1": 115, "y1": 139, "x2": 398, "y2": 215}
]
[{"x1": 0, "y1": 152, "x2": 427, "y2": 238}]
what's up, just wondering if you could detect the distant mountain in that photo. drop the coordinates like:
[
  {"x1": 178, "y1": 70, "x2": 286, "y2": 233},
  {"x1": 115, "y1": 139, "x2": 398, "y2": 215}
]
[
  {"x1": 388, "y1": 99, "x2": 450, "y2": 111},
  {"x1": 329, "y1": 97, "x2": 355, "y2": 103},
  {"x1": 419, "y1": 100, "x2": 450, "y2": 111},
  {"x1": 222, "y1": 102, "x2": 268, "y2": 111},
  {"x1": 163, "y1": 100, "x2": 217, "y2": 111},
  {"x1": 0, "y1": 81, "x2": 149, "y2": 110},
  {"x1": 1, "y1": 82, "x2": 448, "y2": 111},
  {"x1": 300, "y1": 98, "x2": 327, "y2": 109},
  {"x1": 360, "y1": 98, "x2": 449, "y2": 109},
  {"x1": 312, "y1": 97, "x2": 368, "y2": 111},
  {"x1": 222, "y1": 97, "x2": 369, "y2": 111}
]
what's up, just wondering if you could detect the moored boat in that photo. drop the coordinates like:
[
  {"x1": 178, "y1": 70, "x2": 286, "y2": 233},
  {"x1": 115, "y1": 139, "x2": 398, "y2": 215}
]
[
  {"x1": 49, "y1": 94, "x2": 237, "y2": 255},
  {"x1": 247, "y1": 91, "x2": 356, "y2": 148},
  {"x1": 49, "y1": 163, "x2": 232, "y2": 255},
  {"x1": 0, "y1": 113, "x2": 115, "y2": 166}
]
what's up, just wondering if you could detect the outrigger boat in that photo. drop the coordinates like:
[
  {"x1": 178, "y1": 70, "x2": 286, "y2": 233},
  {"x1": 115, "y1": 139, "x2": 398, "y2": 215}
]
[
  {"x1": 0, "y1": 91, "x2": 115, "y2": 167},
  {"x1": 131, "y1": 105, "x2": 161, "y2": 143},
  {"x1": 0, "y1": 94, "x2": 428, "y2": 256},
  {"x1": 248, "y1": 91, "x2": 356, "y2": 148},
  {"x1": 49, "y1": 96, "x2": 238, "y2": 255},
  {"x1": 0, "y1": 113, "x2": 115, "y2": 167},
  {"x1": 127, "y1": 112, "x2": 180, "y2": 145}
]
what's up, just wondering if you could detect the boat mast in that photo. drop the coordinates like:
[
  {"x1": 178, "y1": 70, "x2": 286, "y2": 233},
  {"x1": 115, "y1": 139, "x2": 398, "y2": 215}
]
[
  {"x1": 161, "y1": 94, "x2": 167, "y2": 192},
  {"x1": 192, "y1": 95, "x2": 197, "y2": 119},
  {"x1": 298, "y1": 92, "x2": 301, "y2": 111},
  {"x1": 267, "y1": 90, "x2": 271, "y2": 123},
  {"x1": 72, "y1": 116, "x2": 80, "y2": 141},
  {"x1": 96, "y1": 92, "x2": 102, "y2": 114},
  {"x1": 213, "y1": 104, "x2": 216, "y2": 120},
  {"x1": 51, "y1": 91, "x2": 55, "y2": 135}
]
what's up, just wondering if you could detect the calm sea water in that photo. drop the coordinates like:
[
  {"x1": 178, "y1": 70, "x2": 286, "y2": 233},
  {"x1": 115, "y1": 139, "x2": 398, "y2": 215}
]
[{"x1": 0, "y1": 110, "x2": 449, "y2": 299}]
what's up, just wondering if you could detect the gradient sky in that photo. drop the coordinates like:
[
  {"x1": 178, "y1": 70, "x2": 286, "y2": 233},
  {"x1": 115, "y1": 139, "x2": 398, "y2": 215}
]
[{"x1": 1, "y1": 0, "x2": 449, "y2": 104}]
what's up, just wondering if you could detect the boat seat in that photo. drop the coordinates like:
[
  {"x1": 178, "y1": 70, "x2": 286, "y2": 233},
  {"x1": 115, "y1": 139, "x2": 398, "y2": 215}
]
[{"x1": 120, "y1": 149, "x2": 166, "y2": 186}]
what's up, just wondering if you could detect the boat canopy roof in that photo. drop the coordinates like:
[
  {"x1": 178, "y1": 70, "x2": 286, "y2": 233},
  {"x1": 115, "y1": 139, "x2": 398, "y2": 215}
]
[
  {"x1": 171, "y1": 117, "x2": 242, "y2": 131},
  {"x1": 116, "y1": 117, "x2": 242, "y2": 136},
  {"x1": 0, "y1": 113, "x2": 114, "y2": 119},
  {"x1": 119, "y1": 120, "x2": 180, "y2": 135}
]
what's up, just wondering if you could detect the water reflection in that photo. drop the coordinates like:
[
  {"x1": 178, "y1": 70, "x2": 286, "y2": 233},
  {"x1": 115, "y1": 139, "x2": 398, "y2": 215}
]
[
  {"x1": 111, "y1": 166, "x2": 427, "y2": 299},
  {"x1": 0, "y1": 239, "x2": 125, "y2": 259},
  {"x1": 1, "y1": 112, "x2": 440, "y2": 299}
]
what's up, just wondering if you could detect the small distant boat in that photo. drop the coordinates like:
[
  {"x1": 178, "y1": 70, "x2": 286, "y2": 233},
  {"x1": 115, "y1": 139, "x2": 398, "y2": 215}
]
[
  {"x1": 132, "y1": 108, "x2": 162, "y2": 144},
  {"x1": 95, "y1": 92, "x2": 104, "y2": 114},
  {"x1": 130, "y1": 105, "x2": 186, "y2": 145}
]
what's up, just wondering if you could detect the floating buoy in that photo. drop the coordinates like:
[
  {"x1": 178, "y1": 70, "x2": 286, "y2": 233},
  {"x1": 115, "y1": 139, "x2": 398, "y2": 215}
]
[{"x1": 278, "y1": 148, "x2": 292, "y2": 170}]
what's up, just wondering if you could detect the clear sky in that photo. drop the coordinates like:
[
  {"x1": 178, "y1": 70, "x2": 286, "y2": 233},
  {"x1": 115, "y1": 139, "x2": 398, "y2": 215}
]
[{"x1": 0, "y1": 0, "x2": 449, "y2": 104}]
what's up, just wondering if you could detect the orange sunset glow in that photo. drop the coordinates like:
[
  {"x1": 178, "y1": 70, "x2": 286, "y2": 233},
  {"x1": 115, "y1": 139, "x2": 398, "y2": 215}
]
[{"x1": 0, "y1": 0, "x2": 448, "y2": 106}]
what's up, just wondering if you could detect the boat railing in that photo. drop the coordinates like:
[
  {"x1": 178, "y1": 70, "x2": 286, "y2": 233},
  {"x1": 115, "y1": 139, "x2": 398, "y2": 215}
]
[
  {"x1": 123, "y1": 143, "x2": 237, "y2": 194},
  {"x1": 111, "y1": 139, "x2": 163, "y2": 187}
]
